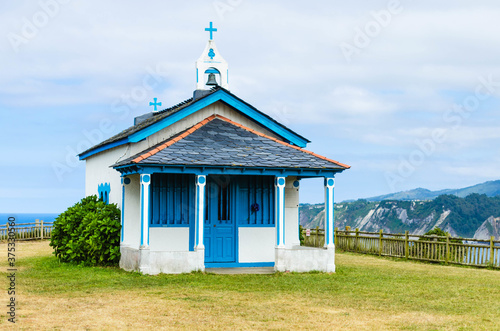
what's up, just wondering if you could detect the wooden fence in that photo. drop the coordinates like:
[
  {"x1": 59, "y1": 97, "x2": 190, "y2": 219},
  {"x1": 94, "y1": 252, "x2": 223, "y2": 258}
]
[
  {"x1": 0, "y1": 220, "x2": 53, "y2": 241},
  {"x1": 301, "y1": 226, "x2": 500, "y2": 269},
  {"x1": 302, "y1": 226, "x2": 325, "y2": 247}
]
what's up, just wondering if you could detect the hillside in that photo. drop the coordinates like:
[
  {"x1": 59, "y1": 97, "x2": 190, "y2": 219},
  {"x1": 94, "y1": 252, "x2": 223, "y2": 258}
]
[
  {"x1": 300, "y1": 194, "x2": 500, "y2": 239},
  {"x1": 365, "y1": 180, "x2": 500, "y2": 201}
]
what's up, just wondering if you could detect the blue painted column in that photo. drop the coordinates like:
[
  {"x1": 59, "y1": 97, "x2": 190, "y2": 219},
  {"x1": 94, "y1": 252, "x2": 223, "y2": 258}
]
[
  {"x1": 195, "y1": 175, "x2": 207, "y2": 249},
  {"x1": 140, "y1": 174, "x2": 151, "y2": 247},
  {"x1": 293, "y1": 179, "x2": 301, "y2": 243},
  {"x1": 324, "y1": 177, "x2": 335, "y2": 248},
  {"x1": 275, "y1": 176, "x2": 286, "y2": 247},
  {"x1": 121, "y1": 177, "x2": 131, "y2": 243}
]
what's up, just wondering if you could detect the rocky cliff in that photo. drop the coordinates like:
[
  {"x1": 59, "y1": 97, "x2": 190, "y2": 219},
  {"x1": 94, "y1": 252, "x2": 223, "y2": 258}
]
[
  {"x1": 474, "y1": 217, "x2": 500, "y2": 240},
  {"x1": 300, "y1": 194, "x2": 500, "y2": 239}
]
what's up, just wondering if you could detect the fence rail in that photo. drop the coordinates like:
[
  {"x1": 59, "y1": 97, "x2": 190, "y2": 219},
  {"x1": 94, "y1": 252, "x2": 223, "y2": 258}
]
[
  {"x1": 0, "y1": 220, "x2": 53, "y2": 241},
  {"x1": 301, "y1": 226, "x2": 500, "y2": 269}
]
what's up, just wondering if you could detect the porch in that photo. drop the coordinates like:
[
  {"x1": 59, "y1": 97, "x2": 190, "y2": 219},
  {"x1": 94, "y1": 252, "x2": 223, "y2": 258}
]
[{"x1": 118, "y1": 172, "x2": 337, "y2": 274}]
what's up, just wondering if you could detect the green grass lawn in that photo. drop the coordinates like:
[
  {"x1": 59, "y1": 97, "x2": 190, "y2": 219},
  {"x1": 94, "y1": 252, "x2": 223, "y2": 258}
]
[{"x1": 2, "y1": 241, "x2": 500, "y2": 330}]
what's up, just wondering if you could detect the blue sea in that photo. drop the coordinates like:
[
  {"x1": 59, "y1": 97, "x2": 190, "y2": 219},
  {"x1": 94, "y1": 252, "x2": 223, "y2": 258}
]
[{"x1": 0, "y1": 213, "x2": 59, "y2": 225}]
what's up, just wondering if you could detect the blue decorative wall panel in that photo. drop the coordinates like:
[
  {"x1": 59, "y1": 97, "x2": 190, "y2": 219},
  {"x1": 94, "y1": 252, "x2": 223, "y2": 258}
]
[
  {"x1": 236, "y1": 176, "x2": 275, "y2": 226},
  {"x1": 150, "y1": 174, "x2": 195, "y2": 226}
]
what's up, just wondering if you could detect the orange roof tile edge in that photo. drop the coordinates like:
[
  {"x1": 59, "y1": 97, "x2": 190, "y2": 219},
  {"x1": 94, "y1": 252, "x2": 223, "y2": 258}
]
[
  {"x1": 132, "y1": 114, "x2": 350, "y2": 169},
  {"x1": 215, "y1": 115, "x2": 351, "y2": 169}
]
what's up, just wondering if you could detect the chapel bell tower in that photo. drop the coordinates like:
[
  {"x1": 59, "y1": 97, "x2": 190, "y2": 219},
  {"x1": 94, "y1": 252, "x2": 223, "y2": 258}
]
[{"x1": 195, "y1": 22, "x2": 229, "y2": 90}]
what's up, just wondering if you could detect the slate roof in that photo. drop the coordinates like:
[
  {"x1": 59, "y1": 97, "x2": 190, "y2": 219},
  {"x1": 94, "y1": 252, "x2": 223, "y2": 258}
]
[
  {"x1": 113, "y1": 115, "x2": 349, "y2": 170},
  {"x1": 80, "y1": 86, "x2": 309, "y2": 158}
]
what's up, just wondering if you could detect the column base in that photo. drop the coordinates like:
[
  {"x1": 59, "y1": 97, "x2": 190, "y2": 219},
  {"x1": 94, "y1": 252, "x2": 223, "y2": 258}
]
[
  {"x1": 274, "y1": 247, "x2": 287, "y2": 272},
  {"x1": 194, "y1": 247, "x2": 206, "y2": 272},
  {"x1": 138, "y1": 246, "x2": 150, "y2": 274}
]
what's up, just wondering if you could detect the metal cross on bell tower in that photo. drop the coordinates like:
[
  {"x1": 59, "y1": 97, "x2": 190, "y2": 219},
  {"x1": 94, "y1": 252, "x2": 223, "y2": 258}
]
[{"x1": 205, "y1": 22, "x2": 217, "y2": 40}]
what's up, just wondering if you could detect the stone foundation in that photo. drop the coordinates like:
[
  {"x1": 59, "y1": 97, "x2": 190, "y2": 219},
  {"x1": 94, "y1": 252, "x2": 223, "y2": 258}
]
[
  {"x1": 120, "y1": 245, "x2": 205, "y2": 275},
  {"x1": 121, "y1": 245, "x2": 335, "y2": 274},
  {"x1": 275, "y1": 246, "x2": 335, "y2": 272}
]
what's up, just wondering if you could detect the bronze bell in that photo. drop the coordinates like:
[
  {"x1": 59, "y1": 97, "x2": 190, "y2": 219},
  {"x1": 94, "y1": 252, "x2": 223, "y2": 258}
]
[{"x1": 206, "y1": 73, "x2": 218, "y2": 86}]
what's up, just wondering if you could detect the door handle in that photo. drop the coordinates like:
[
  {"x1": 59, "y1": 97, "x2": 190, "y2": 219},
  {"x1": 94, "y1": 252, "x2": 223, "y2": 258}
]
[{"x1": 213, "y1": 224, "x2": 216, "y2": 227}]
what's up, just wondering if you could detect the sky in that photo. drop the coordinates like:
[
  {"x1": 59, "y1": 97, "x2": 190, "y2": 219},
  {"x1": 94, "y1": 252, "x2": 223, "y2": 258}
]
[{"x1": 1, "y1": 0, "x2": 500, "y2": 213}]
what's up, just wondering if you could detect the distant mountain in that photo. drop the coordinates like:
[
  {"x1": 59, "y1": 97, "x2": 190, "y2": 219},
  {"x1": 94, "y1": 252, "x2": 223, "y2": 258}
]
[
  {"x1": 300, "y1": 193, "x2": 500, "y2": 239},
  {"x1": 365, "y1": 180, "x2": 500, "y2": 202}
]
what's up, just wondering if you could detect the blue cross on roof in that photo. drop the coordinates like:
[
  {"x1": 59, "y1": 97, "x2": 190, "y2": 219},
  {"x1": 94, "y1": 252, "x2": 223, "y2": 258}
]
[
  {"x1": 149, "y1": 98, "x2": 162, "y2": 111},
  {"x1": 205, "y1": 22, "x2": 217, "y2": 40}
]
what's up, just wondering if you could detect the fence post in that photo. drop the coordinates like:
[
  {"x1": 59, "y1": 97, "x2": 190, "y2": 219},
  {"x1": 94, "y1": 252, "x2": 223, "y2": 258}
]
[
  {"x1": 379, "y1": 229, "x2": 383, "y2": 256},
  {"x1": 355, "y1": 228, "x2": 359, "y2": 252},
  {"x1": 41, "y1": 220, "x2": 44, "y2": 240},
  {"x1": 345, "y1": 227, "x2": 351, "y2": 250},
  {"x1": 316, "y1": 226, "x2": 319, "y2": 248},
  {"x1": 405, "y1": 231, "x2": 409, "y2": 260},
  {"x1": 491, "y1": 236, "x2": 495, "y2": 267},
  {"x1": 5, "y1": 222, "x2": 8, "y2": 241},
  {"x1": 445, "y1": 233, "x2": 450, "y2": 264}
]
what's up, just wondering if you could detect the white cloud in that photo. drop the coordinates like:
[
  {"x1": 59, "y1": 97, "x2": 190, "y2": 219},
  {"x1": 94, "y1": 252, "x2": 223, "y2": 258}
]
[{"x1": 1, "y1": 0, "x2": 500, "y2": 209}]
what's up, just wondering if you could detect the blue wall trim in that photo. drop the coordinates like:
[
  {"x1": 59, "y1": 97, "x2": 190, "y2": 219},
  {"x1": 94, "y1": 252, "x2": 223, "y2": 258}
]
[
  {"x1": 195, "y1": 178, "x2": 203, "y2": 247},
  {"x1": 205, "y1": 262, "x2": 275, "y2": 268},
  {"x1": 115, "y1": 164, "x2": 344, "y2": 178},
  {"x1": 325, "y1": 186, "x2": 330, "y2": 246},
  {"x1": 332, "y1": 184, "x2": 335, "y2": 244},
  {"x1": 140, "y1": 183, "x2": 144, "y2": 246},
  {"x1": 276, "y1": 185, "x2": 280, "y2": 246},
  {"x1": 121, "y1": 185, "x2": 125, "y2": 242}
]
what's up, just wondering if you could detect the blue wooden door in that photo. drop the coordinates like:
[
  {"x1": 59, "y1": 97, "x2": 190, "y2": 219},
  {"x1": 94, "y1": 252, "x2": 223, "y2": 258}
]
[{"x1": 204, "y1": 176, "x2": 235, "y2": 263}]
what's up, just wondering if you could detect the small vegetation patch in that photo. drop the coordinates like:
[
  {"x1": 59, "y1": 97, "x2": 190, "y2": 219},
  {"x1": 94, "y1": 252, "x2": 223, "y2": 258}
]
[{"x1": 50, "y1": 195, "x2": 121, "y2": 266}]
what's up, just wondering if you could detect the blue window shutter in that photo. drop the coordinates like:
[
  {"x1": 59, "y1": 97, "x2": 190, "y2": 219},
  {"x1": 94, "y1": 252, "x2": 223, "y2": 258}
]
[
  {"x1": 150, "y1": 174, "x2": 195, "y2": 226},
  {"x1": 237, "y1": 176, "x2": 274, "y2": 226}
]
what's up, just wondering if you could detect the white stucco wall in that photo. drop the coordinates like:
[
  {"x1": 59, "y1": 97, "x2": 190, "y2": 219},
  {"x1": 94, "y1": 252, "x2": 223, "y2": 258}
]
[
  {"x1": 122, "y1": 174, "x2": 141, "y2": 249},
  {"x1": 238, "y1": 227, "x2": 275, "y2": 263},
  {"x1": 284, "y1": 176, "x2": 300, "y2": 248},
  {"x1": 84, "y1": 145, "x2": 127, "y2": 208},
  {"x1": 141, "y1": 101, "x2": 281, "y2": 150},
  {"x1": 149, "y1": 227, "x2": 190, "y2": 251}
]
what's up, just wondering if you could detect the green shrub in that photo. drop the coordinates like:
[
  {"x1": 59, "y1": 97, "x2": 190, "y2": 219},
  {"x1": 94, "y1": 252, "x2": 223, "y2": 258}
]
[
  {"x1": 423, "y1": 227, "x2": 448, "y2": 237},
  {"x1": 421, "y1": 227, "x2": 462, "y2": 243},
  {"x1": 50, "y1": 195, "x2": 121, "y2": 266}
]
